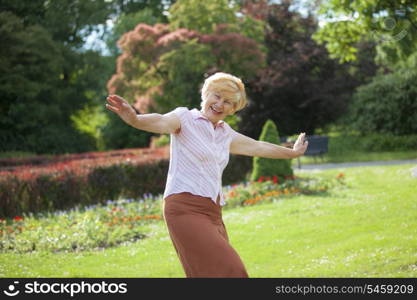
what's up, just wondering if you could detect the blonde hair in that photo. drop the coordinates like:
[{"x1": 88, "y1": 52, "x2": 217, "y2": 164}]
[{"x1": 200, "y1": 72, "x2": 247, "y2": 113}]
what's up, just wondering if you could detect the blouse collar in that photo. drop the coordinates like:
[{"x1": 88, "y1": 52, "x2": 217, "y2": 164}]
[{"x1": 191, "y1": 108, "x2": 225, "y2": 128}]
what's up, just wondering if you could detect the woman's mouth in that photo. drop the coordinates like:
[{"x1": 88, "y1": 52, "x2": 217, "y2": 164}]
[{"x1": 210, "y1": 106, "x2": 223, "y2": 115}]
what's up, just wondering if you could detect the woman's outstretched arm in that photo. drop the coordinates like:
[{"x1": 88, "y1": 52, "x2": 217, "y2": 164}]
[
  {"x1": 105, "y1": 94, "x2": 180, "y2": 134},
  {"x1": 230, "y1": 132, "x2": 308, "y2": 159}
]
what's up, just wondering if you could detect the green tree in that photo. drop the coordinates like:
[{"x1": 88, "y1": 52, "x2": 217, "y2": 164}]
[
  {"x1": 0, "y1": 12, "x2": 96, "y2": 154},
  {"x1": 250, "y1": 119, "x2": 293, "y2": 182},
  {"x1": 0, "y1": 0, "x2": 112, "y2": 47},
  {"x1": 237, "y1": 0, "x2": 376, "y2": 138},
  {"x1": 106, "y1": 8, "x2": 165, "y2": 56},
  {"x1": 107, "y1": 23, "x2": 265, "y2": 114},
  {"x1": 169, "y1": 0, "x2": 237, "y2": 34},
  {"x1": 0, "y1": 1, "x2": 116, "y2": 154},
  {"x1": 342, "y1": 58, "x2": 417, "y2": 135},
  {"x1": 313, "y1": 0, "x2": 417, "y2": 66},
  {"x1": 0, "y1": 0, "x2": 173, "y2": 154},
  {"x1": 168, "y1": 0, "x2": 265, "y2": 44}
]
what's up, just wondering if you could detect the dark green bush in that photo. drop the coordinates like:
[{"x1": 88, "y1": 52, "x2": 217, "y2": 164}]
[
  {"x1": 250, "y1": 119, "x2": 293, "y2": 181},
  {"x1": 223, "y1": 155, "x2": 252, "y2": 185},
  {"x1": 344, "y1": 66, "x2": 417, "y2": 135},
  {"x1": 329, "y1": 133, "x2": 417, "y2": 154}
]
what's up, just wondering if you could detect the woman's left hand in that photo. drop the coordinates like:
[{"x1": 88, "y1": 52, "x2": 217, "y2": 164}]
[{"x1": 293, "y1": 133, "x2": 308, "y2": 157}]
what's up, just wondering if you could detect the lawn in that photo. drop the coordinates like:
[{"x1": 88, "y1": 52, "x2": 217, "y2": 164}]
[{"x1": 0, "y1": 163, "x2": 416, "y2": 277}]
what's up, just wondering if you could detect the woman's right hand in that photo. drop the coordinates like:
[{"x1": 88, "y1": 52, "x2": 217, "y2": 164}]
[{"x1": 105, "y1": 94, "x2": 137, "y2": 125}]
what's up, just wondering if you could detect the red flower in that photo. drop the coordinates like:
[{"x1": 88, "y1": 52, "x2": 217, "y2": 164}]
[
  {"x1": 336, "y1": 173, "x2": 345, "y2": 179},
  {"x1": 273, "y1": 176, "x2": 278, "y2": 184},
  {"x1": 258, "y1": 176, "x2": 265, "y2": 183},
  {"x1": 13, "y1": 216, "x2": 23, "y2": 222}
]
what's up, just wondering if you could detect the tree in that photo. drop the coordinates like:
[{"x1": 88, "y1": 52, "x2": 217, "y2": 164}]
[
  {"x1": 0, "y1": 0, "x2": 112, "y2": 47},
  {"x1": 342, "y1": 58, "x2": 417, "y2": 135},
  {"x1": 109, "y1": 0, "x2": 174, "y2": 18},
  {"x1": 237, "y1": 0, "x2": 377, "y2": 138},
  {"x1": 0, "y1": 0, "x2": 177, "y2": 154},
  {"x1": 250, "y1": 119, "x2": 293, "y2": 182},
  {"x1": 105, "y1": 8, "x2": 164, "y2": 56},
  {"x1": 0, "y1": 12, "x2": 96, "y2": 154},
  {"x1": 169, "y1": 0, "x2": 237, "y2": 34},
  {"x1": 168, "y1": 0, "x2": 265, "y2": 44},
  {"x1": 313, "y1": 0, "x2": 417, "y2": 66},
  {"x1": 107, "y1": 23, "x2": 265, "y2": 115},
  {"x1": 102, "y1": 3, "x2": 178, "y2": 150}
]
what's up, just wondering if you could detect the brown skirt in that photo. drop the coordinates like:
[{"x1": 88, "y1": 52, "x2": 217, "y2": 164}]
[{"x1": 162, "y1": 192, "x2": 249, "y2": 278}]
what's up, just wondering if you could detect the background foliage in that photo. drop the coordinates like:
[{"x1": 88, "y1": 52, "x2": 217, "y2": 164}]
[
  {"x1": 342, "y1": 60, "x2": 417, "y2": 135},
  {"x1": 314, "y1": 0, "x2": 417, "y2": 67},
  {"x1": 1, "y1": 0, "x2": 415, "y2": 180}
]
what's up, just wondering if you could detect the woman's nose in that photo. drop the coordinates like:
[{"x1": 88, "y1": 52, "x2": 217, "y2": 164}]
[{"x1": 215, "y1": 99, "x2": 224, "y2": 107}]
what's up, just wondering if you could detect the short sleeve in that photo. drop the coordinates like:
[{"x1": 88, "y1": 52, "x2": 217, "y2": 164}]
[
  {"x1": 224, "y1": 122, "x2": 239, "y2": 140},
  {"x1": 172, "y1": 107, "x2": 188, "y2": 122},
  {"x1": 172, "y1": 107, "x2": 189, "y2": 134}
]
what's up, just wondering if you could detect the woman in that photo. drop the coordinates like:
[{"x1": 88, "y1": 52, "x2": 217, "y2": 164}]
[{"x1": 105, "y1": 72, "x2": 308, "y2": 278}]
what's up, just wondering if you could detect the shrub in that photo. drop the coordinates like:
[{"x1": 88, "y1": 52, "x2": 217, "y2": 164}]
[
  {"x1": 223, "y1": 155, "x2": 252, "y2": 185},
  {"x1": 250, "y1": 119, "x2": 293, "y2": 182},
  {"x1": 328, "y1": 133, "x2": 417, "y2": 154},
  {"x1": 0, "y1": 143, "x2": 254, "y2": 218},
  {"x1": 344, "y1": 66, "x2": 417, "y2": 135},
  {"x1": 151, "y1": 134, "x2": 170, "y2": 148},
  {"x1": 0, "y1": 158, "x2": 169, "y2": 218}
]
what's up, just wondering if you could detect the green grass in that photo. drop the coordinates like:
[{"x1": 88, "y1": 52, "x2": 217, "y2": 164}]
[{"x1": 1, "y1": 164, "x2": 416, "y2": 277}]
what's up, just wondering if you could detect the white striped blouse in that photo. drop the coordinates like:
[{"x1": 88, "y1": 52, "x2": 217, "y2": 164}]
[{"x1": 163, "y1": 107, "x2": 238, "y2": 206}]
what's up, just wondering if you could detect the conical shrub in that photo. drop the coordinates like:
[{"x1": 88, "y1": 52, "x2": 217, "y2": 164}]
[{"x1": 250, "y1": 119, "x2": 293, "y2": 182}]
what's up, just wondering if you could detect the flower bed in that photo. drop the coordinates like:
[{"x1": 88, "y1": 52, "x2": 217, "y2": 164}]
[
  {"x1": 0, "y1": 196, "x2": 162, "y2": 253},
  {"x1": 223, "y1": 173, "x2": 346, "y2": 208},
  {"x1": 0, "y1": 172, "x2": 346, "y2": 253}
]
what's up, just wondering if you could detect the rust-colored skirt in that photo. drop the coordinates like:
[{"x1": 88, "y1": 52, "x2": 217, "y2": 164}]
[{"x1": 162, "y1": 192, "x2": 249, "y2": 278}]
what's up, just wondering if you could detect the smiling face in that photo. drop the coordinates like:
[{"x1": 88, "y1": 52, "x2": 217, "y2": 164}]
[
  {"x1": 201, "y1": 90, "x2": 237, "y2": 125},
  {"x1": 200, "y1": 72, "x2": 248, "y2": 126}
]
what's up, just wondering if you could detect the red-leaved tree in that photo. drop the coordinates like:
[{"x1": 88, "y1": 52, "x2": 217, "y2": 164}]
[{"x1": 107, "y1": 23, "x2": 265, "y2": 113}]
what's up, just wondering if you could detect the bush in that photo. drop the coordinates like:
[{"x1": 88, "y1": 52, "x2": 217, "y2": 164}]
[
  {"x1": 151, "y1": 134, "x2": 170, "y2": 148},
  {"x1": 0, "y1": 143, "x2": 254, "y2": 218},
  {"x1": 328, "y1": 133, "x2": 417, "y2": 154},
  {"x1": 250, "y1": 119, "x2": 293, "y2": 182},
  {"x1": 0, "y1": 159, "x2": 169, "y2": 218},
  {"x1": 344, "y1": 66, "x2": 417, "y2": 135},
  {"x1": 223, "y1": 155, "x2": 252, "y2": 185}
]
